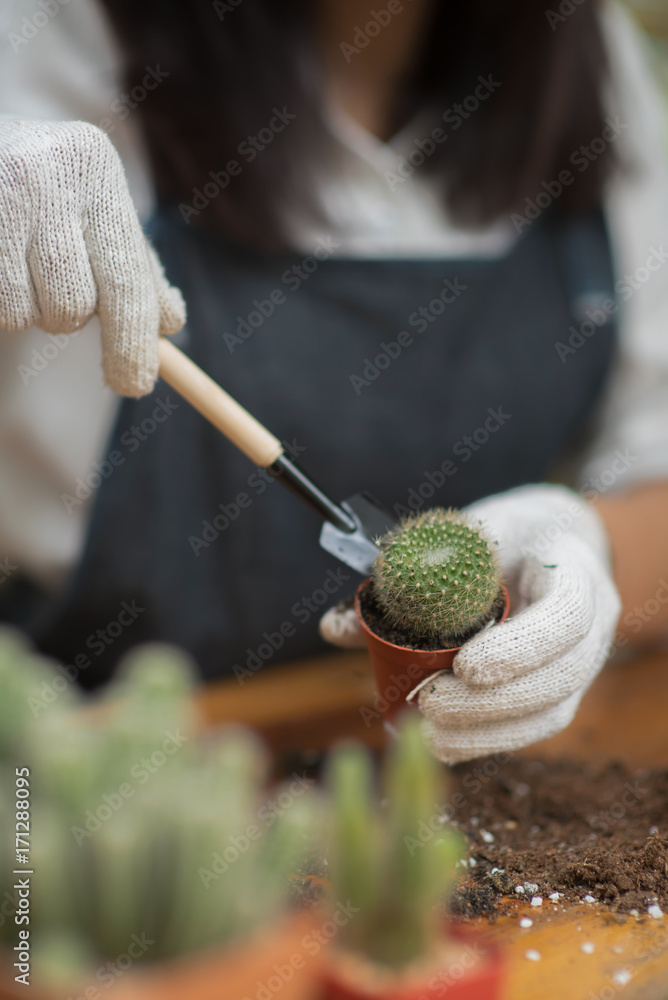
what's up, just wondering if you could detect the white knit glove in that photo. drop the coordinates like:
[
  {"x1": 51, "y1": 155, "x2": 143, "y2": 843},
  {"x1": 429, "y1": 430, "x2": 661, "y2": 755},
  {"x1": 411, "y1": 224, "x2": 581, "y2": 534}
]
[
  {"x1": 0, "y1": 120, "x2": 185, "y2": 396},
  {"x1": 320, "y1": 485, "x2": 621, "y2": 764}
]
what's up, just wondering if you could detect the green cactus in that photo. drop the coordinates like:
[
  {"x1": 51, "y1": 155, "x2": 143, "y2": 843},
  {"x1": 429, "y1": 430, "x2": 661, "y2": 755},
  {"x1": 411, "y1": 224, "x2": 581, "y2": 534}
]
[
  {"x1": 326, "y1": 715, "x2": 464, "y2": 970},
  {"x1": 0, "y1": 633, "x2": 316, "y2": 984},
  {"x1": 0, "y1": 629, "x2": 467, "y2": 985},
  {"x1": 0, "y1": 627, "x2": 80, "y2": 762},
  {"x1": 372, "y1": 508, "x2": 502, "y2": 645}
]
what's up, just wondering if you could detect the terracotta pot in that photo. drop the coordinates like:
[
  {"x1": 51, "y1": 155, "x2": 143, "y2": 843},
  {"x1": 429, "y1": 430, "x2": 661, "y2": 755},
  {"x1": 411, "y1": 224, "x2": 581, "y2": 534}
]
[
  {"x1": 355, "y1": 583, "x2": 510, "y2": 723},
  {"x1": 319, "y1": 928, "x2": 503, "y2": 1000},
  {"x1": 0, "y1": 913, "x2": 320, "y2": 1000}
]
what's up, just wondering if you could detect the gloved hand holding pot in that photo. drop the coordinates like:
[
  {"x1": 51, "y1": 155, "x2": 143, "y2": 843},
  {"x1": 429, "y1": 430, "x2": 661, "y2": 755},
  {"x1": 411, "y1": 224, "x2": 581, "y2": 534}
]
[{"x1": 321, "y1": 485, "x2": 621, "y2": 764}]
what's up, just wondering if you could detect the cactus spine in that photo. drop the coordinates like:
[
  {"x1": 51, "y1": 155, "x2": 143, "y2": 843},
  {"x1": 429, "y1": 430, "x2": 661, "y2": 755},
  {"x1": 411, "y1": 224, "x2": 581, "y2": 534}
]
[
  {"x1": 327, "y1": 715, "x2": 464, "y2": 969},
  {"x1": 372, "y1": 508, "x2": 501, "y2": 644}
]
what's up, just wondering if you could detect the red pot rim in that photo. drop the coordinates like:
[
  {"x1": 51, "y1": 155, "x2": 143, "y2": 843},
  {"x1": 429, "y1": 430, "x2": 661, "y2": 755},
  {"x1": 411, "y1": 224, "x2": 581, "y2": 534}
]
[
  {"x1": 354, "y1": 582, "x2": 510, "y2": 655},
  {"x1": 320, "y1": 925, "x2": 503, "y2": 1000}
]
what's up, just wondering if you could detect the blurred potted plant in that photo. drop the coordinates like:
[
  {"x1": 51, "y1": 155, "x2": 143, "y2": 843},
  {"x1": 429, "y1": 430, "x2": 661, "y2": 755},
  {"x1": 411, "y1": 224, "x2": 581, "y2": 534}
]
[
  {"x1": 354, "y1": 509, "x2": 509, "y2": 721},
  {"x1": 319, "y1": 716, "x2": 503, "y2": 1000},
  {"x1": 0, "y1": 629, "x2": 318, "y2": 1000}
]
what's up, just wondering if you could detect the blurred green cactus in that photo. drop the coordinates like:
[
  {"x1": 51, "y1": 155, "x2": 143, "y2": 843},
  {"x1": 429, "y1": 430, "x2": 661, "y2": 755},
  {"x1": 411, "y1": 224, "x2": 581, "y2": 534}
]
[
  {"x1": 0, "y1": 630, "x2": 314, "y2": 984},
  {"x1": 326, "y1": 716, "x2": 464, "y2": 969},
  {"x1": 373, "y1": 508, "x2": 502, "y2": 645},
  {"x1": 0, "y1": 628, "x2": 466, "y2": 986},
  {"x1": 0, "y1": 629, "x2": 80, "y2": 760}
]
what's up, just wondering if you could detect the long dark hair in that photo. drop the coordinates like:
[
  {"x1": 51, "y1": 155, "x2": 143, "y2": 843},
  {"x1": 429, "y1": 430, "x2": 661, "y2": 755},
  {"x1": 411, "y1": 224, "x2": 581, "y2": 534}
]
[{"x1": 100, "y1": 0, "x2": 613, "y2": 251}]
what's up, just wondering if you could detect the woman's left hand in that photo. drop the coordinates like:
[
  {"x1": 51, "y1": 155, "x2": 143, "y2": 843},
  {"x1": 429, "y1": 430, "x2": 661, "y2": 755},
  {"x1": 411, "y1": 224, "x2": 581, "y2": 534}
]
[{"x1": 320, "y1": 485, "x2": 621, "y2": 763}]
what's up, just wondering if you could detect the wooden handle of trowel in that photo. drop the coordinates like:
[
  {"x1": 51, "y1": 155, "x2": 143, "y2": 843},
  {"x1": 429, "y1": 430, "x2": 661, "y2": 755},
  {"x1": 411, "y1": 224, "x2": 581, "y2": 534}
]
[
  {"x1": 158, "y1": 338, "x2": 283, "y2": 467},
  {"x1": 158, "y1": 338, "x2": 357, "y2": 532}
]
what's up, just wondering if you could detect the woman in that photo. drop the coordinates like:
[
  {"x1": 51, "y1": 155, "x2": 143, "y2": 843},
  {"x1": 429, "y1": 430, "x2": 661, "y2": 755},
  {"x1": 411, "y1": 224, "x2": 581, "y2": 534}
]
[{"x1": 0, "y1": 0, "x2": 667, "y2": 762}]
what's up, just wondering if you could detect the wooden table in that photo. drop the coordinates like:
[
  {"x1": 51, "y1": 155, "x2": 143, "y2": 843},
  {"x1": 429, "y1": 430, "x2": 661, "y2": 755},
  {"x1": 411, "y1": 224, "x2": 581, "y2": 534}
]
[{"x1": 199, "y1": 648, "x2": 668, "y2": 999}]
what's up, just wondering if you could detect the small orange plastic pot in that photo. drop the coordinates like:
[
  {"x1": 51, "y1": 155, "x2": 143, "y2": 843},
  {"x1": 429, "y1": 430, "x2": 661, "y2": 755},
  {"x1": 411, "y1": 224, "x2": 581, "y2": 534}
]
[
  {"x1": 355, "y1": 583, "x2": 510, "y2": 723},
  {"x1": 318, "y1": 927, "x2": 504, "y2": 1000}
]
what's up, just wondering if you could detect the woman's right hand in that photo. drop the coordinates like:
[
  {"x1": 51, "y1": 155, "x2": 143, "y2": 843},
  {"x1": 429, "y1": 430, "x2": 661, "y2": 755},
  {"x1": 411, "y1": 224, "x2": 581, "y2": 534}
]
[{"x1": 0, "y1": 120, "x2": 185, "y2": 397}]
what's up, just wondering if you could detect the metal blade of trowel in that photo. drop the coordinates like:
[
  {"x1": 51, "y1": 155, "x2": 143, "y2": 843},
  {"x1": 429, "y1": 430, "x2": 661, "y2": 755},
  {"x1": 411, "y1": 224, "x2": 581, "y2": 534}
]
[
  {"x1": 269, "y1": 453, "x2": 396, "y2": 575},
  {"x1": 319, "y1": 492, "x2": 396, "y2": 575},
  {"x1": 157, "y1": 339, "x2": 397, "y2": 575}
]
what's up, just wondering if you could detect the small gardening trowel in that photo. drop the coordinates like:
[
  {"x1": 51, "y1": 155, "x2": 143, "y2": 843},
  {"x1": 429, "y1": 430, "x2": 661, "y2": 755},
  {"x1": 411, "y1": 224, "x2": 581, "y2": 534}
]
[{"x1": 158, "y1": 339, "x2": 396, "y2": 574}]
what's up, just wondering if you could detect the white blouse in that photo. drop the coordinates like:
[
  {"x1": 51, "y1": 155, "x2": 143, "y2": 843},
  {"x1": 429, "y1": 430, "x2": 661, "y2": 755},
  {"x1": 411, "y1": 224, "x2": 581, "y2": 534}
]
[{"x1": 0, "y1": 0, "x2": 666, "y2": 589}]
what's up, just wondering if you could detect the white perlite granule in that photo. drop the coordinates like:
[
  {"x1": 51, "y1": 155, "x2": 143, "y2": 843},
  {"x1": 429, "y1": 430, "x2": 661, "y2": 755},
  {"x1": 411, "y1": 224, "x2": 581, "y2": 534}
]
[
  {"x1": 524, "y1": 882, "x2": 539, "y2": 894},
  {"x1": 648, "y1": 904, "x2": 663, "y2": 919},
  {"x1": 515, "y1": 886, "x2": 525, "y2": 894},
  {"x1": 481, "y1": 830, "x2": 494, "y2": 843},
  {"x1": 525, "y1": 950, "x2": 541, "y2": 962},
  {"x1": 581, "y1": 942, "x2": 595, "y2": 954},
  {"x1": 612, "y1": 970, "x2": 631, "y2": 986},
  {"x1": 549, "y1": 892, "x2": 560, "y2": 901},
  {"x1": 530, "y1": 896, "x2": 542, "y2": 907},
  {"x1": 583, "y1": 895, "x2": 596, "y2": 903},
  {"x1": 519, "y1": 917, "x2": 533, "y2": 928}
]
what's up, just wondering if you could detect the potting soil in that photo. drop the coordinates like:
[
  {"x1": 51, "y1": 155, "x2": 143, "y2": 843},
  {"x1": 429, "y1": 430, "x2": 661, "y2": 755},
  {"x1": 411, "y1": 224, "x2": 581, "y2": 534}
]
[{"x1": 448, "y1": 757, "x2": 668, "y2": 920}]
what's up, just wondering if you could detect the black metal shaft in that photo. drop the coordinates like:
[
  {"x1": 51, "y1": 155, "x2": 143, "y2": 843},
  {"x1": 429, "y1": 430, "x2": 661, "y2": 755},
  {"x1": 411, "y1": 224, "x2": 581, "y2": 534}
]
[{"x1": 269, "y1": 454, "x2": 357, "y2": 534}]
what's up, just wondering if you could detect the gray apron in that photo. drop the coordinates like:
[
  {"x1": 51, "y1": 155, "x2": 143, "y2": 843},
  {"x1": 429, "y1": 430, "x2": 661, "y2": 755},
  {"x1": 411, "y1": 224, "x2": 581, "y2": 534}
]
[{"x1": 10, "y1": 208, "x2": 617, "y2": 687}]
